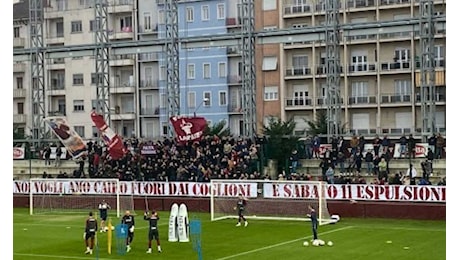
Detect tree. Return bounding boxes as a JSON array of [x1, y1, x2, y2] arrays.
[[203, 120, 231, 138], [306, 110, 328, 136], [262, 117, 299, 174]]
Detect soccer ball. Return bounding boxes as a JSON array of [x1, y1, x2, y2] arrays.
[[327, 241, 333, 246], [233, 207, 237, 210], [303, 241, 309, 246]]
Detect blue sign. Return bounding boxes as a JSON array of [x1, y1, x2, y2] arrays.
[[115, 224, 128, 255]]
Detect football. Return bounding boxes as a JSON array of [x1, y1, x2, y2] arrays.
[[327, 241, 333, 246], [303, 241, 309, 246], [233, 207, 237, 210]]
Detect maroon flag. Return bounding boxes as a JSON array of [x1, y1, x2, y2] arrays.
[[169, 115, 207, 144], [90, 110, 127, 160]]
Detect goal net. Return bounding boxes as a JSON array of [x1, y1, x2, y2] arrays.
[[29, 178, 134, 217], [210, 179, 334, 225]]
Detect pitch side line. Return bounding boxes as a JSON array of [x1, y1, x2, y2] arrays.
[[13, 253, 123, 260], [353, 225, 446, 232], [216, 226, 354, 260]]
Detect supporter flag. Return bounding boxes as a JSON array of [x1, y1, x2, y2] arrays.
[[169, 115, 207, 144], [44, 116, 87, 159], [90, 110, 127, 160]]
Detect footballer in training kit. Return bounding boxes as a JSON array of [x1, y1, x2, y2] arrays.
[[144, 210, 162, 253], [84, 212, 98, 255], [121, 210, 135, 252], [236, 194, 248, 227], [307, 205, 318, 240], [98, 200, 111, 232]]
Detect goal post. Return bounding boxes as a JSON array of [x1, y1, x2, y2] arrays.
[[29, 178, 134, 217], [210, 179, 334, 225]]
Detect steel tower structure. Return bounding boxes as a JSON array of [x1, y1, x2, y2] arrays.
[[240, 0, 257, 138], [94, 0, 111, 123], [28, 0, 46, 142], [165, 0, 180, 129], [419, 0, 436, 142], [325, 0, 341, 142]]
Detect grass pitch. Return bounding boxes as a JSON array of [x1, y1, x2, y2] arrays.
[[13, 208, 445, 260]]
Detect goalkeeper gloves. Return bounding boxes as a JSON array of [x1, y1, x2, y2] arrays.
[[129, 226, 134, 233]]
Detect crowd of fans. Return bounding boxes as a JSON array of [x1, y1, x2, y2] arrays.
[[36, 132, 446, 186]]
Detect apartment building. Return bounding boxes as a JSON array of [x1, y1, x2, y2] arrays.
[[256, 0, 446, 138], [13, 0, 446, 140]]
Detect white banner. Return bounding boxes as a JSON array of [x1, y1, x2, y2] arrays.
[[393, 143, 429, 158], [13, 147, 25, 159], [12, 180, 258, 198], [12, 180, 445, 202]]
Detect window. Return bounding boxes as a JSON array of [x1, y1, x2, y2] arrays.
[[14, 27, 20, 38], [92, 126, 99, 138], [394, 80, 411, 95], [56, 0, 67, 11], [203, 63, 211, 79], [74, 126, 85, 138], [160, 93, 166, 108], [293, 85, 308, 103], [159, 66, 166, 81], [91, 73, 103, 85], [293, 55, 308, 68], [120, 16, 133, 31], [17, 102, 24, 114], [186, 7, 194, 22], [72, 74, 84, 85], [434, 45, 445, 65], [89, 20, 97, 32], [264, 86, 278, 101], [351, 81, 368, 97], [143, 12, 152, 31], [58, 99, 66, 115], [187, 64, 195, 79], [158, 10, 165, 24], [217, 4, 225, 19], [16, 77, 23, 89], [218, 62, 226, 77], [263, 0, 276, 10], [202, 5, 209, 21], [56, 21, 64, 37], [162, 123, 169, 136], [188, 92, 196, 108], [219, 91, 227, 106], [394, 49, 410, 62], [203, 92, 211, 106], [73, 100, 85, 111], [262, 56, 278, 71], [71, 21, 82, 33]]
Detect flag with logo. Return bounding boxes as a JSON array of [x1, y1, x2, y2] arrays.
[[169, 116, 208, 144], [44, 116, 87, 159], [90, 110, 127, 160]]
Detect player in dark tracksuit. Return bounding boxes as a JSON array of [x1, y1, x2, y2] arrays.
[[307, 205, 318, 240], [236, 194, 248, 227], [144, 210, 162, 253], [98, 200, 110, 232], [121, 210, 135, 252], [84, 212, 98, 255]]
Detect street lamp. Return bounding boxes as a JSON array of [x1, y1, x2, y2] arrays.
[[194, 98, 209, 117]]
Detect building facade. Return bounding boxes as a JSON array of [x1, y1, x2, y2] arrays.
[[13, 0, 446, 141]]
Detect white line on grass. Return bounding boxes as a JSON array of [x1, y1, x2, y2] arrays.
[[13, 253, 123, 260], [353, 226, 445, 232], [216, 226, 354, 260]]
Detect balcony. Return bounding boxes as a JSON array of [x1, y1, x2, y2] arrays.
[[381, 94, 411, 104], [316, 98, 344, 106], [344, 34, 377, 43], [46, 34, 65, 45], [345, 0, 376, 9], [285, 98, 313, 107], [415, 59, 445, 69], [13, 114, 27, 124], [228, 105, 243, 114], [140, 107, 160, 116], [227, 46, 241, 56], [108, 0, 134, 13], [379, 0, 411, 8], [380, 61, 410, 73], [140, 79, 159, 89], [226, 18, 240, 28], [227, 75, 242, 85], [138, 52, 159, 62], [48, 58, 66, 70], [381, 128, 412, 136], [13, 38, 25, 48], [283, 4, 312, 16], [111, 111, 136, 120], [44, 8, 65, 19], [109, 54, 135, 66], [316, 65, 344, 75], [13, 89, 26, 98], [379, 31, 412, 41], [350, 128, 377, 136], [109, 27, 134, 40], [348, 96, 377, 105], [13, 63, 26, 72], [414, 70, 445, 87], [348, 63, 377, 74], [285, 67, 312, 78], [415, 92, 446, 103]]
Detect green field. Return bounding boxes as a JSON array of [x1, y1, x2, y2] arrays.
[[13, 208, 446, 260]]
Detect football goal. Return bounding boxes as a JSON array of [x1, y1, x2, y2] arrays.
[[29, 178, 134, 217], [210, 179, 335, 225]]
